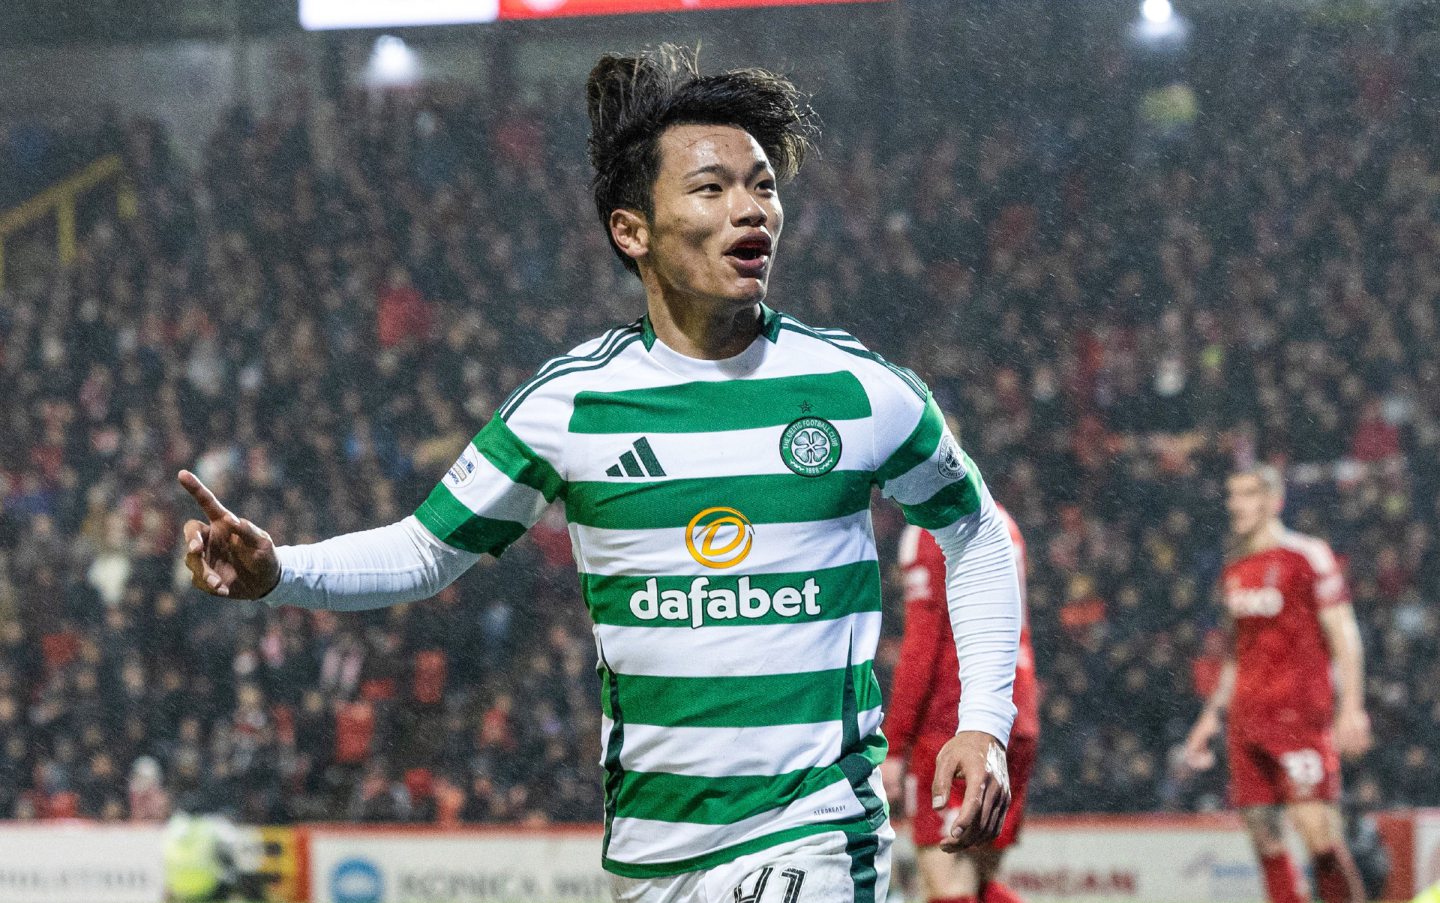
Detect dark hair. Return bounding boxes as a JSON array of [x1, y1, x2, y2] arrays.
[[585, 44, 818, 275]]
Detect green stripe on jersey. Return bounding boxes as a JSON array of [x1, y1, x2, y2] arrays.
[[473, 416, 565, 501], [614, 732, 887, 825], [846, 832, 882, 903], [616, 765, 845, 825], [567, 470, 871, 530], [601, 662, 881, 728], [581, 561, 881, 628], [415, 485, 527, 555], [899, 452, 984, 528], [874, 393, 944, 487], [569, 372, 871, 434], [603, 819, 876, 879]]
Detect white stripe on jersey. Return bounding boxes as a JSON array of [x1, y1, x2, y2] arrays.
[[567, 509, 878, 578], [879, 427, 968, 507], [569, 421, 871, 482], [602, 707, 883, 780], [593, 611, 882, 679]]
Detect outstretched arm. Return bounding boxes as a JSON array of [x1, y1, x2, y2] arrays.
[[179, 470, 479, 609], [180, 409, 562, 610], [267, 516, 480, 611]]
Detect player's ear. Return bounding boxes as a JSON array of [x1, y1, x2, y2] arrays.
[[609, 209, 650, 263]]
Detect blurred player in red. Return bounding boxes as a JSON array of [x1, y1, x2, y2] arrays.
[[884, 504, 1037, 903], [1183, 465, 1372, 903]]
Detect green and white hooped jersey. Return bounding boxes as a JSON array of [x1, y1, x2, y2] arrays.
[[416, 306, 990, 878]]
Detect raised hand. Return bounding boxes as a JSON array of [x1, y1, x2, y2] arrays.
[[932, 730, 1011, 852], [178, 470, 281, 600]]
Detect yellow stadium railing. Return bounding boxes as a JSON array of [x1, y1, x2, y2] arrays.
[[0, 154, 138, 293]]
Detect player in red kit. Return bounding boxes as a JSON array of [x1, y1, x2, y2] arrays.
[[1182, 465, 1372, 903], [883, 505, 1037, 903]]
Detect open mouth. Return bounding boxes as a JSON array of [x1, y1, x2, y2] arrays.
[[724, 234, 773, 275]]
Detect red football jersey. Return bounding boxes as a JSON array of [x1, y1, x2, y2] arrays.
[[887, 506, 1038, 756], [1223, 530, 1350, 738]]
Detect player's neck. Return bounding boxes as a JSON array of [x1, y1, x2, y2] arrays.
[[643, 289, 763, 360], [1238, 519, 1285, 555]]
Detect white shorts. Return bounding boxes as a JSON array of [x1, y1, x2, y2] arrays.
[[609, 827, 893, 903]]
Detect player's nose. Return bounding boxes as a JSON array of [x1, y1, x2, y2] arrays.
[[732, 192, 768, 227]]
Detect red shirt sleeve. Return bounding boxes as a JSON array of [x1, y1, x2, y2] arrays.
[[886, 526, 951, 757]]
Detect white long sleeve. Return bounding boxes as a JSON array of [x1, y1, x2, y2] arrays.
[[264, 516, 480, 611], [930, 486, 1022, 745]]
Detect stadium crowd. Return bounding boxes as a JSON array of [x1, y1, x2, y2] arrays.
[[0, 14, 1437, 826]]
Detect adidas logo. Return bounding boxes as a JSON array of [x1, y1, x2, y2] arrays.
[[606, 437, 666, 478]]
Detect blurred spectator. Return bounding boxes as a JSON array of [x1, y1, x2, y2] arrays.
[[376, 267, 433, 350], [127, 755, 171, 822]]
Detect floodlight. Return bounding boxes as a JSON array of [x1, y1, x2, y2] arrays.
[[367, 35, 421, 88], [1131, 0, 1187, 45], [301, 0, 498, 30], [1141, 0, 1173, 25]]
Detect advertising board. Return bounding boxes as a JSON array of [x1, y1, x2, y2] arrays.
[[308, 827, 609, 903], [0, 823, 165, 903], [296, 810, 1434, 902], [1415, 809, 1440, 891], [999, 816, 1264, 903]]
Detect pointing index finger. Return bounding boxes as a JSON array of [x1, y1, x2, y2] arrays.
[[178, 470, 233, 524]]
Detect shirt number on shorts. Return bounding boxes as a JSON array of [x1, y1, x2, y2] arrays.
[[1280, 749, 1324, 793], [733, 866, 806, 903]]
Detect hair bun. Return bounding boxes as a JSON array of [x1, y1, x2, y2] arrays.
[[586, 46, 700, 169]]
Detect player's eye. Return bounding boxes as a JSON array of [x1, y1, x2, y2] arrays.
[[756, 179, 777, 193], [694, 183, 722, 194]]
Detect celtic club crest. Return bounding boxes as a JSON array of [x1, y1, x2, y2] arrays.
[[938, 433, 967, 481], [780, 417, 842, 477]]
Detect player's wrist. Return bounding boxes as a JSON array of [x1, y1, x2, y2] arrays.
[[952, 728, 1004, 749], [260, 548, 296, 605], [258, 562, 282, 599]]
